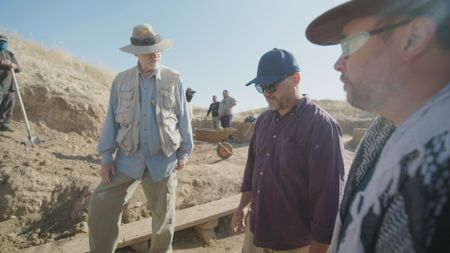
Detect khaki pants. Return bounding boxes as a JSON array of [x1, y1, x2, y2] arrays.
[[88, 171, 177, 253], [242, 215, 310, 253]]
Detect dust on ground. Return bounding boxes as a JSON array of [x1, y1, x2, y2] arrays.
[[0, 119, 354, 253]]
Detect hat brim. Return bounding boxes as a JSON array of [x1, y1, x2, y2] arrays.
[[245, 75, 285, 86], [306, 0, 392, 45], [120, 39, 174, 55]]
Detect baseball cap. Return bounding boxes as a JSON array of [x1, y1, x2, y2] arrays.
[[186, 88, 196, 93], [245, 48, 300, 86]]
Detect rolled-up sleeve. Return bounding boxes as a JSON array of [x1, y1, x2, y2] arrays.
[[307, 116, 345, 243], [10, 53, 21, 73], [175, 77, 194, 159], [97, 79, 119, 164]]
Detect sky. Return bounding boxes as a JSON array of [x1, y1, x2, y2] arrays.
[[1, 0, 347, 112]]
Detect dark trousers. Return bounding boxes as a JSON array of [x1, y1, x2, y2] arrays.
[[0, 92, 15, 124], [220, 114, 233, 128]]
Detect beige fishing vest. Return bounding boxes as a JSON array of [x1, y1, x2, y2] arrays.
[[114, 65, 182, 157]]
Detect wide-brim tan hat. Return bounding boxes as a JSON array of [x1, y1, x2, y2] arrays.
[[306, 0, 448, 45], [120, 24, 173, 55]]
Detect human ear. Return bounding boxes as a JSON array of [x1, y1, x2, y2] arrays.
[[402, 17, 437, 60]]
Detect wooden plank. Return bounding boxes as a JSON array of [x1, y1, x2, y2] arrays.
[[22, 194, 240, 253]]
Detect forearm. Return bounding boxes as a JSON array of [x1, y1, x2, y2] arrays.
[[238, 191, 252, 210], [97, 82, 118, 162]]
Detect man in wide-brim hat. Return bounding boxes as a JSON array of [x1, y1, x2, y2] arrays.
[[306, 0, 450, 252], [88, 24, 193, 253]]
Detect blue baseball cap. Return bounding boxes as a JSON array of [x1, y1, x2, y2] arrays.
[[245, 48, 300, 86]]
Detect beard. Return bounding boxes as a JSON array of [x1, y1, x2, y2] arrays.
[[342, 74, 392, 112], [266, 96, 288, 111]]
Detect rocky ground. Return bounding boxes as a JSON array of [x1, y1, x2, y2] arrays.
[[0, 119, 249, 253], [0, 119, 355, 253]]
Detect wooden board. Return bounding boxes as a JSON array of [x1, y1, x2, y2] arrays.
[[22, 194, 240, 253]]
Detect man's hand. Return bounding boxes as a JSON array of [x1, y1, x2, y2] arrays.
[[0, 60, 11, 68], [230, 206, 249, 234], [0, 60, 18, 70], [176, 158, 187, 171], [100, 163, 116, 184]]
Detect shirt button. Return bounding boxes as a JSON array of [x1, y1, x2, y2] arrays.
[[273, 135, 277, 138], [257, 190, 261, 194], [266, 153, 270, 157], [259, 172, 263, 175]]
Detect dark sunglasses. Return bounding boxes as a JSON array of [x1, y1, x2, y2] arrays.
[[254, 75, 289, 94]]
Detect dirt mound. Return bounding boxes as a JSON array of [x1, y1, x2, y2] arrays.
[[8, 34, 113, 136]]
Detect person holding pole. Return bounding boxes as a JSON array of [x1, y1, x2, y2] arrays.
[[0, 34, 21, 132]]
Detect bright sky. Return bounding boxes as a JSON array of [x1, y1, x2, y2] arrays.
[[1, 0, 347, 112]]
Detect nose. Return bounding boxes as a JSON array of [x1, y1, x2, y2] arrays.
[[148, 53, 159, 59], [263, 90, 271, 97], [334, 55, 346, 73]]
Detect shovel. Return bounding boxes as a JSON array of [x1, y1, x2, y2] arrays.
[[10, 69, 40, 145]]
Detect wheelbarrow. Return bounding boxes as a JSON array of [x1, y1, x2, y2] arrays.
[[194, 128, 235, 159]]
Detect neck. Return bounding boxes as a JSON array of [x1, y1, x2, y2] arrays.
[[277, 98, 299, 116], [140, 67, 155, 79], [378, 56, 450, 126]]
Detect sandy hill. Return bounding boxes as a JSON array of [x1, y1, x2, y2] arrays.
[[7, 33, 114, 136], [0, 33, 368, 252]]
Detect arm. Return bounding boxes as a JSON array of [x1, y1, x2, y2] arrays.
[[10, 52, 21, 73], [307, 116, 345, 248], [206, 104, 212, 117], [0, 52, 21, 72], [175, 77, 194, 168], [231, 191, 251, 233], [231, 122, 258, 232], [227, 97, 237, 114], [96, 79, 119, 182]]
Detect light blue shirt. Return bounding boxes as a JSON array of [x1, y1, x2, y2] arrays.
[[97, 66, 193, 182]]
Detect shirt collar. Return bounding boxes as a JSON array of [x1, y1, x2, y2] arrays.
[[137, 64, 161, 80], [274, 94, 309, 119]]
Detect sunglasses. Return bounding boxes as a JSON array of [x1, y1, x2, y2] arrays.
[[255, 75, 289, 94], [340, 19, 410, 58]]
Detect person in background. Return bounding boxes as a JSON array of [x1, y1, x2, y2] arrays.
[[185, 87, 196, 121], [218, 89, 236, 128], [306, 0, 450, 252], [0, 34, 21, 132], [206, 95, 220, 129], [88, 24, 193, 253], [231, 48, 344, 253]]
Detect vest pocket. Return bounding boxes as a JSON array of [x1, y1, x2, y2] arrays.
[[160, 87, 176, 109], [115, 110, 131, 126], [119, 88, 134, 109], [114, 110, 134, 153], [163, 115, 181, 146]]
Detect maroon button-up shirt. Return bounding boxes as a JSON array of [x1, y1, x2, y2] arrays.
[[241, 96, 344, 250]]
